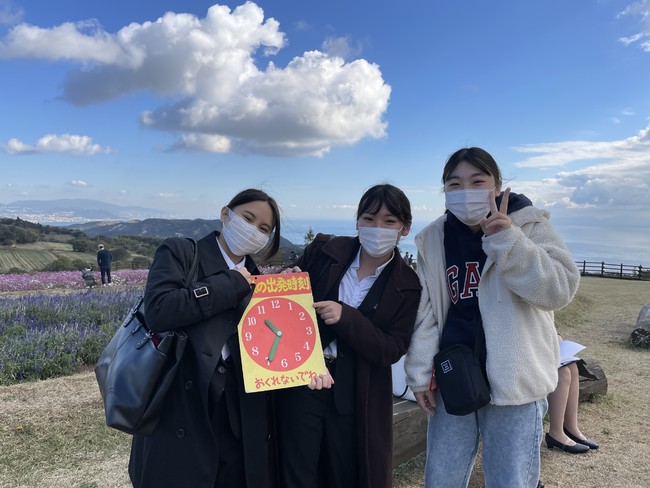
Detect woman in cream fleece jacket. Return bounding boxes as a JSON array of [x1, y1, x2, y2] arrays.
[[404, 147, 580, 488]]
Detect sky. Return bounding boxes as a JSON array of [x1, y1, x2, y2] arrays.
[[1, 0, 650, 265]]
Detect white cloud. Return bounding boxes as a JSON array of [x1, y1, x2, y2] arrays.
[[158, 193, 178, 199], [512, 123, 650, 169], [618, 1, 650, 51], [170, 134, 231, 153], [0, 0, 23, 25], [3, 134, 111, 155], [69, 180, 88, 187], [321, 36, 362, 60], [511, 123, 650, 208], [0, 2, 390, 157]]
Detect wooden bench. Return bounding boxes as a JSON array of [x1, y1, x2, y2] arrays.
[[392, 397, 427, 466], [391, 357, 607, 467]]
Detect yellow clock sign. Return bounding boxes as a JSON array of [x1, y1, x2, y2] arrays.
[[238, 272, 327, 393]]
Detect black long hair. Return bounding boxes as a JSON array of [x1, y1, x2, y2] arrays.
[[227, 188, 281, 259]]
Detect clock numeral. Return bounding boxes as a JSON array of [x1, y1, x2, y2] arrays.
[[244, 331, 252, 342], [305, 326, 313, 335], [257, 305, 266, 314], [271, 299, 280, 309], [247, 316, 257, 326], [281, 358, 288, 368], [299, 312, 306, 321], [303, 341, 310, 351], [251, 346, 260, 356], [294, 352, 302, 362], [287, 302, 293, 311]]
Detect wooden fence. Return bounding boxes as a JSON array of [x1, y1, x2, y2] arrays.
[[576, 261, 650, 280]]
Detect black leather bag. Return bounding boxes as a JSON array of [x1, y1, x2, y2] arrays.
[[95, 239, 198, 435], [433, 330, 490, 416]]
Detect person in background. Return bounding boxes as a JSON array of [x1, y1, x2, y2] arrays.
[[277, 183, 421, 488], [405, 147, 580, 488], [545, 334, 599, 454], [128, 188, 282, 488], [96, 244, 113, 286]]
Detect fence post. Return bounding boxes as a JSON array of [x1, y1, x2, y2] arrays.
[[620, 263, 623, 278], [640, 265, 644, 279], [582, 260, 586, 274], [601, 261, 605, 277]]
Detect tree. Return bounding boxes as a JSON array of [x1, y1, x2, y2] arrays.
[[304, 227, 315, 245]]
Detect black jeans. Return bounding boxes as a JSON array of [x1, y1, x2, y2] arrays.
[[100, 267, 111, 284]]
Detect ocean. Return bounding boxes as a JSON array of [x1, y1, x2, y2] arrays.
[[282, 219, 650, 269]]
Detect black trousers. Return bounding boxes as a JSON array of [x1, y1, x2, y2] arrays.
[[100, 266, 111, 284], [276, 373, 357, 488], [210, 360, 245, 488]]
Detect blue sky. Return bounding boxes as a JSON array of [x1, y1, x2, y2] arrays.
[[1, 0, 650, 264]]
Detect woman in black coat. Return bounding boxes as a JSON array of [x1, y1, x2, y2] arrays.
[[128, 188, 281, 488], [276, 184, 422, 488]]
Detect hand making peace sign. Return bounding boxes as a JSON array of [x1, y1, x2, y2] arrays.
[[480, 187, 512, 236]]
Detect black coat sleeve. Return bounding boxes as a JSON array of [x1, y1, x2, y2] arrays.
[[143, 238, 252, 332]]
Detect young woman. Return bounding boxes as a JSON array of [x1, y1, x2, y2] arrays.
[[276, 184, 422, 488], [405, 148, 580, 488], [128, 188, 281, 488]]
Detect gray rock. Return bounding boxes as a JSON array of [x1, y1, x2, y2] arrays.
[[636, 303, 650, 328], [577, 358, 608, 401], [630, 303, 650, 348], [631, 327, 650, 348]]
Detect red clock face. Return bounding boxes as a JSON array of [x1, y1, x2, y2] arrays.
[[241, 297, 317, 372]]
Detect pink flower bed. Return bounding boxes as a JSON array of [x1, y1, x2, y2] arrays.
[[0, 269, 149, 292]]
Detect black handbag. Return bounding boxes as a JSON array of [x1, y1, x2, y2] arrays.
[[95, 238, 198, 435], [433, 328, 490, 416]]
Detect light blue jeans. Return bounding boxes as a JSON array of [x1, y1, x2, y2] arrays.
[[424, 391, 547, 488]]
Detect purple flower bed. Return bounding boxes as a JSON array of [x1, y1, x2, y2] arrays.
[[0, 269, 149, 292], [0, 288, 142, 384]]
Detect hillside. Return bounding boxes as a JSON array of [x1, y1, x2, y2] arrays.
[[0, 199, 168, 222], [0, 217, 301, 273], [66, 218, 298, 248]]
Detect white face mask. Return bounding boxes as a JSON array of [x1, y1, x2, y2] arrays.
[[445, 188, 493, 226], [358, 226, 401, 258], [222, 209, 270, 256]]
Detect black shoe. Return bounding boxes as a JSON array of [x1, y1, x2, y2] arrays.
[[545, 433, 589, 453], [537, 481, 545, 488], [564, 428, 599, 449]]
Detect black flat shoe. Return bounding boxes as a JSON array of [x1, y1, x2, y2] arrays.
[[564, 428, 599, 449], [545, 433, 589, 454]]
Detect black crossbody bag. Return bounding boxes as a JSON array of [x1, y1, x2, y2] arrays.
[[433, 328, 490, 416]]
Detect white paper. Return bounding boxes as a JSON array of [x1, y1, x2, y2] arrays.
[[559, 340, 585, 367]]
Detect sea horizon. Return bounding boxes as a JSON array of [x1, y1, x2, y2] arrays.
[[39, 217, 650, 269], [283, 218, 650, 269]]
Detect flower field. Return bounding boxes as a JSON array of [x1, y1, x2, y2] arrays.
[[0, 288, 143, 385], [0, 269, 149, 292], [0, 265, 287, 386]]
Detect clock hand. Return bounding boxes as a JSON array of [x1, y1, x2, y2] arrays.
[[267, 335, 282, 363], [265, 319, 281, 335]]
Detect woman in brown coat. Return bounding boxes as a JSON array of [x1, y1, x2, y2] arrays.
[[276, 184, 422, 488]]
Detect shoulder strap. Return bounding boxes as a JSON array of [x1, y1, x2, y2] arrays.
[[357, 258, 393, 317], [185, 238, 199, 283]]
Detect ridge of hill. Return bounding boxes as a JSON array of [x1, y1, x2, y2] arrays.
[[66, 218, 298, 248], [0, 198, 169, 222]]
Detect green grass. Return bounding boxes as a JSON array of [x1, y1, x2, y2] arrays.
[[0, 242, 97, 272]]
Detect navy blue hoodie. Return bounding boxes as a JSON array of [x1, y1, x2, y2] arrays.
[[439, 192, 533, 354]]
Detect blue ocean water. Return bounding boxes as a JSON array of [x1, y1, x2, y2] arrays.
[[282, 219, 650, 268]]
